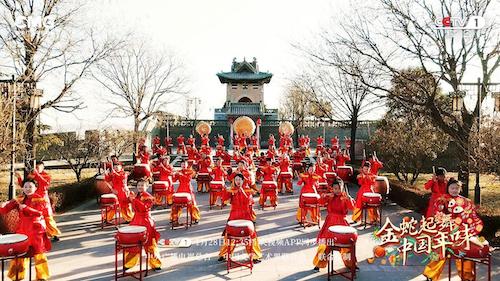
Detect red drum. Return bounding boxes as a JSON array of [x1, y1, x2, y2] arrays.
[[116, 226, 147, 245], [279, 171, 293, 179], [172, 193, 192, 204], [100, 194, 118, 205], [325, 172, 337, 180], [152, 181, 170, 192], [0, 234, 29, 257], [133, 164, 150, 179], [95, 175, 110, 195], [197, 173, 211, 182], [152, 171, 160, 181], [301, 193, 320, 205], [337, 166, 353, 182], [362, 192, 382, 205], [209, 181, 225, 191], [327, 225, 358, 246], [375, 176, 390, 195], [262, 181, 277, 191], [226, 220, 255, 237], [453, 241, 490, 258]]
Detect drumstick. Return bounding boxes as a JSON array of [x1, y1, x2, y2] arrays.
[[432, 166, 435, 175], [363, 149, 366, 159]]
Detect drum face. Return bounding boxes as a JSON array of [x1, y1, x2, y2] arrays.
[[327, 226, 358, 245], [0, 234, 29, 257], [116, 226, 147, 244], [226, 220, 254, 237]]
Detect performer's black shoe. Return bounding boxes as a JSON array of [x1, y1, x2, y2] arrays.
[[252, 259, 262, 264], [193, 220, 199, 224], [52, 236, 60, 242], [153, 267, 162, 272], [313, 267, 320, 272], [218, 256, 226, 262]]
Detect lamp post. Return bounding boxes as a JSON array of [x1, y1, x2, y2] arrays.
[[451, 79, 500, 205]]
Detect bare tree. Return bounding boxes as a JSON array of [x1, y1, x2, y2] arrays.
[[302, 0, 500, 197], [0, 0, 121, 168], [94, 43, 187, 160]]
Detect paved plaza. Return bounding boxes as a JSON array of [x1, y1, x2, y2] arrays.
[[43, 181, 499, 281]]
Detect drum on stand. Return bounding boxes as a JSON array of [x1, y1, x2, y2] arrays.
[[100, 194, 118, 205], [336, 166, 353, 182], [116, 226, 147, 245], [262, 181, 277, 191], [226, 220, 255, 237], [327, 225, 358, 247], [301, 193, 320, 205], [375, 176, 390, 195], [362, 192, 382, 205], [172, 193, 192, 204]]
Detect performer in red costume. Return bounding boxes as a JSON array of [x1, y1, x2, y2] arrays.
[[352, 162, 377, 223], [171, 161, 201, 225], [177, 134, 186, 154], [217, 174, 262, 262], [0, 180, 52, 281], [124, 181, 162, 271], [312, 179, 356, 271]]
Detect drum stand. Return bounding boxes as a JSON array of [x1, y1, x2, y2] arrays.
[[101, 203, 121, 230], [115, 240, 149, 281], [300, 203, 321, 229], [171, 201, 193, 230], [226, 235, 254, 273], [277, 177, 292, 194], [209, 187, 225, 210], [327, 242, 357, 281], [447, 252, 492, 281], [152, 189, 171, 208], [260, 187, 277, 210], [1, 253, 32, 281], [361, 202, 382, 229]]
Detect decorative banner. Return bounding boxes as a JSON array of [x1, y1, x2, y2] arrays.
[[195, 121, 212, 135], [279, 121, 294, 136], [371, 214, 489, 266], [233, 116, 256, 136]]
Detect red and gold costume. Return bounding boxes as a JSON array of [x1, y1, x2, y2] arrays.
[[152, 136, 161, 155], [0, 194, 51, 280], [423, 194, 485, 281], [258, 163, 278, 207], [268, 135, 276, 150], [351, 171, 377, 223], [171, 168, 201, 223], [187, 136, 196, 147], [105, 170, 134, 222], [250, 135, 259, 154], [313, 192, 356, 269], [424, 178, 448, 218], [336, 152, 350, 167], [124, 191, 162, 270], [152, 162, 174, 205], [26, 170, 61, 238], [330, 136, 339, 152], [209, 164, 227, 206], [165, 136, 173, 154], [277, 157, 293, 193], [177, 135, 186, 154], [296, 172, 321, 223], [197, 156, 212, 192], [218, 186, 262, 259]]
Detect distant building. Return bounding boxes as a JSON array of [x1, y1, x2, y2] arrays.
[[214, 57, 278, 121]]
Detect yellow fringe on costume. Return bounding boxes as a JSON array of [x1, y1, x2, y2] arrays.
[[170, 204, 201, 222], [45, 216, 61, 237], [124, 238, 162, 269], [218, 235, 262, 260], [8, 254, 49, 281], [313, 244, 354, 269], [423, 258, 474, 281]]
